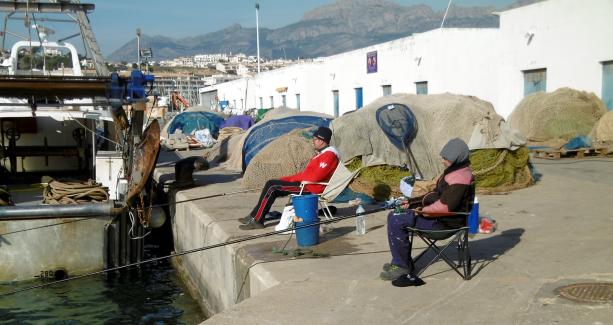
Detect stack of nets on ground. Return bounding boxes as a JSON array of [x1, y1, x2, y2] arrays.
[[242, 128, 316, 189], [590, 110, 613, 144], [161, 108, 225, 140], [470, 147, 533, 194], [346, 148, 533, 199], [43, 179, 108, 204], [332, 93, 531, 198], [508, 88, 607, 147], [220, 107, 333, 173], [346, 157, 410, 201], [202, 127, 245, 165]]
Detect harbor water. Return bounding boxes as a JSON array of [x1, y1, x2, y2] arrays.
[[0, 246, 205, 324]]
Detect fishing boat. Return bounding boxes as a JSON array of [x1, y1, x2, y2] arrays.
[[0, 1, 161, 283]]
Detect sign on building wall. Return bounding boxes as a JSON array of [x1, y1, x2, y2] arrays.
[[367, 51, 378, 74]]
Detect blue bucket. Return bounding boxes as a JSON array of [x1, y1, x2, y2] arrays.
[[292, 194, 319, 246]]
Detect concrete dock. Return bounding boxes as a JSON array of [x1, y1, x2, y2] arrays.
[[154, 151, 613, 324]]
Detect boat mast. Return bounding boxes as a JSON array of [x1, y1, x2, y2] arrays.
[[71, 0, 109, 76], [0, 0, 109, 76]]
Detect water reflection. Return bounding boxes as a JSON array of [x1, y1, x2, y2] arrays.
[[0, 251, 204, 324]]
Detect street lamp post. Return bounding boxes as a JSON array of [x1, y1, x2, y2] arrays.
[[136, 28, 141, 68], [255, 3, 260, 74]]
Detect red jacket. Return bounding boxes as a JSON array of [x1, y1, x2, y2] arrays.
[[280, 147, 340, 194]]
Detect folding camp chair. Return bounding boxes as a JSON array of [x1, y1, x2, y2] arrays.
[[405, 188, 475, 280], [407, 222, 472, 280], [297, 163, 362, 220]]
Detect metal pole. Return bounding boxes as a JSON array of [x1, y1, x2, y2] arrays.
[[440, 0, 453, 29], [136, 28, 141, 68], [91, 119, 96, 179], [0, 202, 118, 220], [255, 3, 260, 75]]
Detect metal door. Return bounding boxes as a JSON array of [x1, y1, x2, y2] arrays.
[[523, 68, 546, 96], [382, 85, 392, 96], [333, 90, 339, 117], [355, 88, 363, 109], [603, 61, 613, 110], [416, 81, 428, 95]]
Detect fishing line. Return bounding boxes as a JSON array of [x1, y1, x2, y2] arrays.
[[66, 111, 123, 148], [149, 188, 261, 209], [0, 217, 97, 236], [0, 206, 389, 297], [531, 158, 613, 165]]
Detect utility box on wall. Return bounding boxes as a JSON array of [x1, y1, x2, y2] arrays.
[[95, 151, 124, 200]]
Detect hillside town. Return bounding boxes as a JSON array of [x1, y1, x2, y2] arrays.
[[102, 53, 302, 111]]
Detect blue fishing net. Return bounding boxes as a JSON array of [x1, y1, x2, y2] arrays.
[[167, 112, 225, 138], [375, 103, 418, 150], [242, 116, 332, 170]]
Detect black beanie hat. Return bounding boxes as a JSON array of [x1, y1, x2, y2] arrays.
[[313, 126, 332, 143]]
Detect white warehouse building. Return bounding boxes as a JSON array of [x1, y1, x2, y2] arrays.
[[199, 0, 613, 118]]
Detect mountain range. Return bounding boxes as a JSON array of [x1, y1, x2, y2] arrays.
[[107, 0, 542, 62]]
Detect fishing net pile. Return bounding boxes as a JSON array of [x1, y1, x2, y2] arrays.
[[43, 179, 109, 204], [590, 110, 613, 143], [333, 93, 530, 198], [161, 108, 225, 139], [470, 147, 533, 194], [223, 107, 332, 174], [201, 127, 245, 165], [332, 93, 509, 179], [346, 157, 409, 201], [507, 88, 607, 144], [242, 128, 316, 189]]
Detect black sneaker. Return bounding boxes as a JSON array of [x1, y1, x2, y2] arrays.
[[379, 265, 409, 281], [392, 274, 425, 287], [238, 215, 252, 224], [239, 219, 265, 230], [382, 263, 393, 272]]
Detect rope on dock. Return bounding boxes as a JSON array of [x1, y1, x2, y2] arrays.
[[42, 179, 109, 204]]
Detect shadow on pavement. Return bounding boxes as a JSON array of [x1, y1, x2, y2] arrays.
[[417, 228, 525, 279], [468, 228, 525, 277]]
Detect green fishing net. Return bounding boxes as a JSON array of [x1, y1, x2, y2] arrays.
[[347, 157, 410, 201], [470, 147, 532, 191]]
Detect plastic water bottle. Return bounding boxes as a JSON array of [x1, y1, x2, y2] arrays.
[[356, 204, 366, 235]]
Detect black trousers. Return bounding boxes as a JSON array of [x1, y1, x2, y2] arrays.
[[249, 179, 305, 223]]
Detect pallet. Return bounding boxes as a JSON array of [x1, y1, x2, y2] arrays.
[[532, 147, 608, 160]]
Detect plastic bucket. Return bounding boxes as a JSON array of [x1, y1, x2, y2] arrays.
[[292, 194, 319, 246]]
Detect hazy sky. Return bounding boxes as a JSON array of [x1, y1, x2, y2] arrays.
[[88, 0, 517, 56]]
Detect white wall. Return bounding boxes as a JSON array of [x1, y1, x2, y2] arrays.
[[497, 0, 613, 117], [201, 0, 613, 119], [321, 28, 500, 116]]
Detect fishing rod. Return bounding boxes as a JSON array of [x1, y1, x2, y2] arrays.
[[0, 205, 389, 297], [150, 188, 261, 209], [0, 188, 262, 237], [1, 202, 473, 297]]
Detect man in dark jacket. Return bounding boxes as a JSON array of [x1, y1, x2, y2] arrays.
[[380, 138, 475, 286]]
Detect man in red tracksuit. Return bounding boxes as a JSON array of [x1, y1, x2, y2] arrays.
[[239, 126, 339, 230]]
